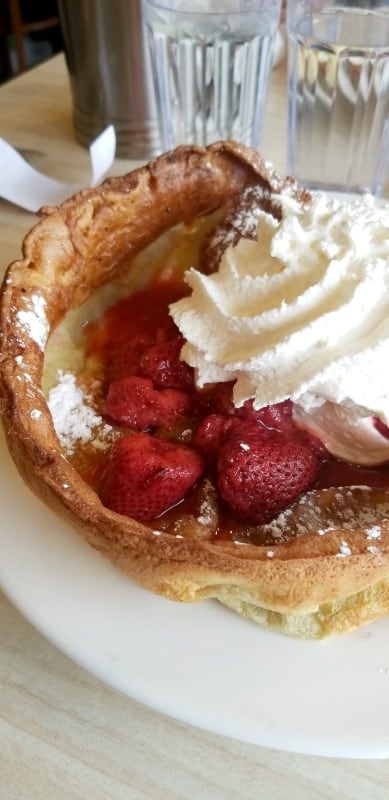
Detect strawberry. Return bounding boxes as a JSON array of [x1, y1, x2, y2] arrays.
[[103, 376, 191, 430], [100, 433, 204, 521], [211, 381, 294, 431], [108, 333, 155, 383], [374, 415, 389, 440], [298, 429, 329, 459], [249, 399, 294, 431], [209, 381, 237, 415], [193, 413, 228, 458], [140, 335, 194, 390], [217, 426, 320, 523]]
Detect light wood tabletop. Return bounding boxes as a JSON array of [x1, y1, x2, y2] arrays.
[[1, 52, 389, 800]]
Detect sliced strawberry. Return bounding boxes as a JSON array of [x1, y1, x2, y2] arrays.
[[103, 376, 191, 430], [217, 426, 320, 523], [100, 433, 204, 521], [140, 335, 194, 390]]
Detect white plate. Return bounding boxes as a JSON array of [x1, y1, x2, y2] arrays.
[[1, 426, 389, 760]]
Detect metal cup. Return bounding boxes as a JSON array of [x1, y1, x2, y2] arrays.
[[58, 0, 160, 159]]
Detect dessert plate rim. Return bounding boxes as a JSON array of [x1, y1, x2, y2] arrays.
[[1, 424, 389, 760]]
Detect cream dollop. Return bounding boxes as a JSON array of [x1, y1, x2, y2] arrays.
[[170, 193, 389, 465]]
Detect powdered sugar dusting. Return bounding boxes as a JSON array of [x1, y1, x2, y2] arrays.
[[16, 294, 49, 349], [253, 487, 389, 544], [47, 370, 113, 455], [367, 525, 382, 540], [367, 545, 382, 556], [337, 541, 352, 557]]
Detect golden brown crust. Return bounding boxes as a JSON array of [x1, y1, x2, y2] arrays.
[[1, 140, 389, 639]]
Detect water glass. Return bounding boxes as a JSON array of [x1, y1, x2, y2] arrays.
[[287, 0, 389, 196], [142, 0, 282, 151]]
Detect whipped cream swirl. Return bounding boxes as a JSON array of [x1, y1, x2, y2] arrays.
[[170, 193, 389, 465]]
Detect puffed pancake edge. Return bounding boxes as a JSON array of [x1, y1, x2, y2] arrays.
[[1, 140, 389, 639]]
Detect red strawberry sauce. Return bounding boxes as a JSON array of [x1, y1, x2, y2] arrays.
[[81, 275, 389, 538], [84, 279, 184, 365]]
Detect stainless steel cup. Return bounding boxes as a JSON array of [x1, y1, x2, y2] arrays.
[[58, 0, 160, 159]]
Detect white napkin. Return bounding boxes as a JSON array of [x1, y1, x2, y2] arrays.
[[0, 125, 116, 213]]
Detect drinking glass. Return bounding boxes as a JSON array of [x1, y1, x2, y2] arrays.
[[142, 0, 282, 150], [287, 0, 389, 195]]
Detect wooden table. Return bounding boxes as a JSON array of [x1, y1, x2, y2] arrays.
[[1, 53, 389, 800]]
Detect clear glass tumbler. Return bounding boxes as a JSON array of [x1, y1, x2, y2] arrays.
[[142, 0, 282, 150], [287, 0, 389, 195]]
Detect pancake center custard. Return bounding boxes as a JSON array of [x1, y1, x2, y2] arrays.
[[45, 192, 389, 547]]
